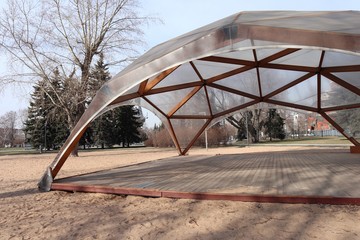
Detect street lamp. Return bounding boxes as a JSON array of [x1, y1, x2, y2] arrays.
[[44, 119, 48, 152]]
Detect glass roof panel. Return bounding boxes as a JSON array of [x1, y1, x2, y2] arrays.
[[326, 109, 360, 138], [323, 51, 360, 67], [170, 118, 207, 149], [254, 48, 284, 61], [332, 72, 360, 88], [154, 63, 201, 89], [321, 76, 360, 108], [146, 87, 195, 114], [193, 60, 242, 80], [174, 88, 210, 116], [269, 76, 318, 107], [271, 49, 322, 67], [260, 68, 309, 96], [216, 68, 260, 96], [207, 87, 253, 114], [117, 97, 168, 126]]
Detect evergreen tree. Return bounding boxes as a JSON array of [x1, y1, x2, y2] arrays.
[[24, 70, 68, 150], [87, 53, 114, 148], [263, 109, 286, 141], [113, 106, 144, 147]]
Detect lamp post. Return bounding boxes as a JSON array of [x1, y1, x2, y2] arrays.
[[44, 119, 47, 152]]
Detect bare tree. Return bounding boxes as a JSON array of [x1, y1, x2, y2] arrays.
[[0, 0, 153, 155], [0, 111, 17, 147]]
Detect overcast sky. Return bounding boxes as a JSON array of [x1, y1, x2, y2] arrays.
[[0, 0, 359, 126]]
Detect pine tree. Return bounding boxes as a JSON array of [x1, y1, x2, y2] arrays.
[[113, 106, 144, 147], [24, 70, 68, 150], [88, 53, 114, 148], [263, 109, 286, 141]]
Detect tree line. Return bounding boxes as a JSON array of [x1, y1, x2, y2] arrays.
[[144, 109, 286, 149]]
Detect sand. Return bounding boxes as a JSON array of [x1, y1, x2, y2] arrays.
[[1, 146, 360, 240]]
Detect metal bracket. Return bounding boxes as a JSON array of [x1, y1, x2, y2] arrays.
[[38, 167, 53, 192]]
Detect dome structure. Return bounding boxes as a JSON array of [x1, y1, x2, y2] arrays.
[[39, 11, 360, 191]]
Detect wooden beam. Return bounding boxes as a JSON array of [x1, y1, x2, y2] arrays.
[[322, 65, 360, 73], [255, 67, 263, 99], [317, 74, 321, 111], [204, 86, 214, 117], [199, 56, 255, 66], [253, 50, 263, 98], [317, 51, 326, 112], [170, 115, 212, 119], [260, 63, 317, 72], [138, 79, 148, 95], [258, 48, 300, 64], [144, 65, 180, 92], [190, 61, 205, 82], [318, 50, 326, 69], [146, 81, 203, 95], [166, 118, 183, 155]]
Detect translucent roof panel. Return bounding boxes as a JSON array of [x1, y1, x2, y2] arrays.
[[239, 11, 360, 33], [321, 76, 360, 108], [254, 48, 283, 61], [271, 49, 323, 67], [146, 87, 195, 115], [207, 87, 253, 114], [269, 76, 318, 107], [214, 49, 255, 61], [216, 68, 260, 96], [332, 72, 360, 88], [193, 60, 242, 80], [173, 88, 210, 116], [260, 68, 310, 96], [153, 63, 201, 89], [327, 109, 360, 138], [323, 51, 360, 67]]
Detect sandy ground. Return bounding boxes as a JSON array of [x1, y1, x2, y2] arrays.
[[1, 146, 360, 240]]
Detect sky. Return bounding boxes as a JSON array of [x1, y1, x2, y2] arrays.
[[0, 0, 359, 127]]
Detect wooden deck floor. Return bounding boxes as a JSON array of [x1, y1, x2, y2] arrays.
[[52, 148, 360, 204]]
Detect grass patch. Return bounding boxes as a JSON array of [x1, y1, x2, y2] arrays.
[[0, 145, 150, 156], [0, 148, 39, 156], [238, 136, 351, 145]]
